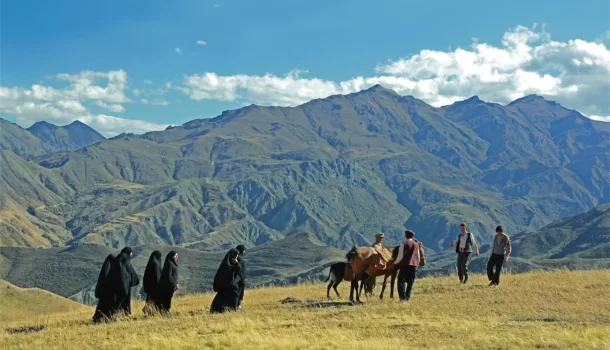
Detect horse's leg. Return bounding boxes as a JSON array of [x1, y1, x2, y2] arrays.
[[327, 280, 333, 299], [380, 273, 389, 300], [333, 281, 341, 298], [349, 279, 357, 302], [390, 270, 398, 299], [356, 275, 364, 303]]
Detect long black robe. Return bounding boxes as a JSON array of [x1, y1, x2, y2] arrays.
[[108, 248, 139, 316], [157, 251, 179, 313], [92, 254, 115, 323], [210, 248, 241, 313], [142, 250, 162, 314], [235, 245, 247, 306]]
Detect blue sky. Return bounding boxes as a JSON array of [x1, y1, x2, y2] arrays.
[[1, 0, 609, 136]]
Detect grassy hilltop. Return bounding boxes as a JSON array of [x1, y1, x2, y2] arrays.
[[1, 270, 609, 349]]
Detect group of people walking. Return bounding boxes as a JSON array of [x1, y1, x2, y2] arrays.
[[92, 225, 510, 322], [369, 223, 512, 301], [92, 244, 247, 323]]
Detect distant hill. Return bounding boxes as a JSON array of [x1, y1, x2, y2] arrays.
[[511, 203, 610, 260], [27, 120, 105, 151], [0, 119, 55, 158], [0, 86, 607, 253], [0, 118, 105, 158], [0, 232, 345, 305], [0, 279, 89, 323]]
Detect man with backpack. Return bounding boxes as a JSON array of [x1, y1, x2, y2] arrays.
[[450, 223, 479, 284]]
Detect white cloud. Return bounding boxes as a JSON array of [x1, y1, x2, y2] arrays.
[[55, 70, 131, 103], [144, 80, 153, 85], [95, 101, 126, 113], [77, 114, 169, 136], [175, 47, 183, 55], [178, 25, 610, 120], [196, 40, 207, 46], [140, 98, 170, 106], [0, 70, 167, 136]]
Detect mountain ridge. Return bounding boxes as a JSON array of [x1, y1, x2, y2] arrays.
[[0, 118, 106, 158], [0, 86, 607, 253]]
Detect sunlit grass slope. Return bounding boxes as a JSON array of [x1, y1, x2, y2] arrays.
[[0, 280, 89, 323], [1, 270, 609, 349]]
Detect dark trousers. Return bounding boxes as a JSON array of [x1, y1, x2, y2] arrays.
[[487, 254, 505, 284], [397, 266, 417, 301], [457, 252, 471, 282]]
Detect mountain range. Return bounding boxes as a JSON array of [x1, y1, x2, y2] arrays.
[[0, 119, 105, 158], [0, 85, 607, 254]]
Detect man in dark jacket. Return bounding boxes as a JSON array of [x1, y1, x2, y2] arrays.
[[450, 223, 479, 284], [393, 230, 421, 301]]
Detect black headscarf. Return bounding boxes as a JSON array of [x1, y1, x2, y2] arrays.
[[143, 250, 163, 295], [108, 248, 139, 298], [213, 248, 240, 292], [235, 245, 246, 281], [94, 254, 115, 299], [160, 251, 179, 292]]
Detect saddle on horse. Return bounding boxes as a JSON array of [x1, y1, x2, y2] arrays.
[[370, 247, 393, 275]]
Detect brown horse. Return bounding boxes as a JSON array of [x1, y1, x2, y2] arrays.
[[345, 246, 396, 302]]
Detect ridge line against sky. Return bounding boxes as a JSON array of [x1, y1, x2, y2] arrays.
[[1, 1, 609, 137]]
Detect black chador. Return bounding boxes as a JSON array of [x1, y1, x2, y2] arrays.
[[210, 248, 242, 313], [108, 247, 139, 316], [157, 251, 179, 314], [92, 254, 115, 323], [142, 250, 162, 315], [235, 245, 247, 307]]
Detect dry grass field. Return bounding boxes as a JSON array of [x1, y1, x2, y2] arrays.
[[1, 270, 609, 349]]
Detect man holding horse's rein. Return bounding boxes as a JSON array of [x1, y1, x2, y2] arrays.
[[393, 230, 421, 301]]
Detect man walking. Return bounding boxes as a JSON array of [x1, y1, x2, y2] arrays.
[[487, 226, 511, 287], [393, 230, 420, 301], [450, 223, 479, 284]]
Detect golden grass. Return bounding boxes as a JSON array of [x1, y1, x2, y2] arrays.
[[1, 270, 609, 349], [0, 280, 89, 323]]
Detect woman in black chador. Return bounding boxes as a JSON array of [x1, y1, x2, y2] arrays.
[[235, 244, 247, 308], [108, 247, 140, 317], [142, 250, 163, 315], [92, 254, 115, 323], [157, 251, 179, 314], [210, 248, 242, 313]]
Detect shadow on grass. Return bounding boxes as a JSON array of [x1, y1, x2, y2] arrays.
[[5, 325, 46, 334], [280, 297, 361, 308]]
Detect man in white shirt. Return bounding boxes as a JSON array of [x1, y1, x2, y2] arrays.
[[450, 223, 479, 284]]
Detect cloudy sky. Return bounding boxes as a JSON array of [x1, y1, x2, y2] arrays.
[[1, 0, 609, 136]]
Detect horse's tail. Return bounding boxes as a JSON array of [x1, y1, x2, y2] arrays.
[[345, 246, 357, 262], [324, 267, 331, 282]]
